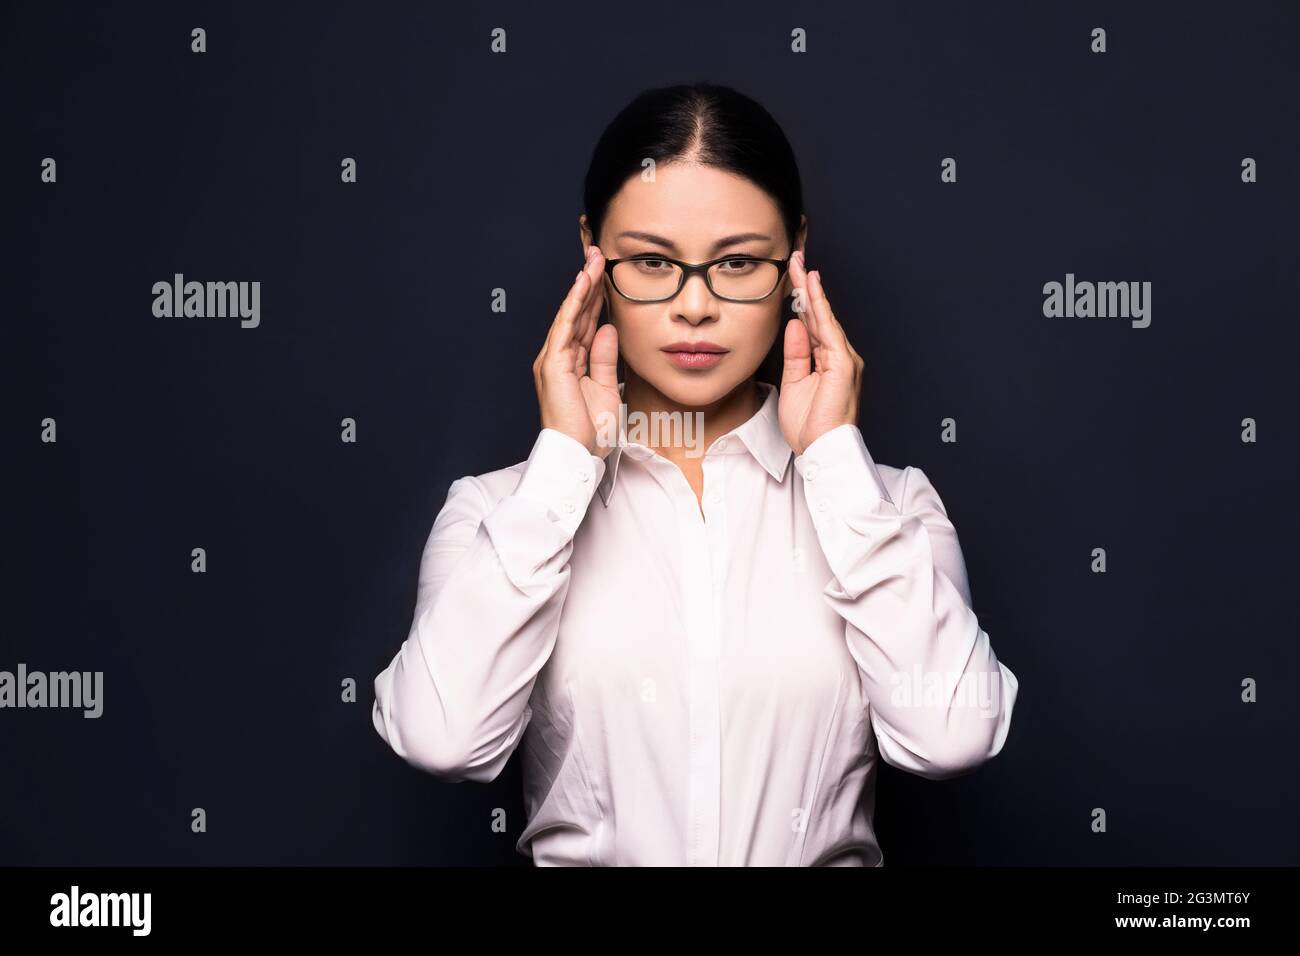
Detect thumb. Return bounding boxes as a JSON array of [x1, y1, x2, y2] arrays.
[[782, 317, 812, 388], [587, 322, 620, 390]]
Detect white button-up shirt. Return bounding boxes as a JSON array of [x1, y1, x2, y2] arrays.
[[372, 381, 1017, 866]]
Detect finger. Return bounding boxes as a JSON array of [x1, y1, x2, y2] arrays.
[[803, 268, 834, 346], [787, 250, 809, 317], [576, 247, 606, 348], [586, 322, 619, 390], [542, 267, 592, 362], [806, 271, 862, 385], [788, 249, 809, 292], [806, 270, 853, 367], [781, 316, 813, 387], [569, 250, 604, 346], [788, 253, 825, 349], [806, 270, 848, 343]]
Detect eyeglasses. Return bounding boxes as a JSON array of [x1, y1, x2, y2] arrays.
[[603, 254, 790, 303]]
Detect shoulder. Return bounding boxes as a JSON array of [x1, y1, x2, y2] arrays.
[[872, 461, 909, 508], [416, 459, 530, 564], [440, 458, 528, 519], [896, 464, 950, 517], [441, 428, 604, 522], [801, 424, 947, 516], [864, 454, 951, 521]]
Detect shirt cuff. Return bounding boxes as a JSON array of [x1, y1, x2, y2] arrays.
[[793, 424, 898, 528], [511, 428, 607, 537], [792, 425, 904, 593]]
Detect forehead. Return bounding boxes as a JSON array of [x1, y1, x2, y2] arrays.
[[602, 162, 783, 244]]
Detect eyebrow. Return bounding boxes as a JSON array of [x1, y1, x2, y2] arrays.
[[614, 231, 773, 254]]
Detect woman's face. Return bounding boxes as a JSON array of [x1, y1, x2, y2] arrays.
[[582, 162, 806, 408]]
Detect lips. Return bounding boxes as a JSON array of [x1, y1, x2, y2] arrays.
[[662, 341, 728, 353], [661, 342, 729, 370]]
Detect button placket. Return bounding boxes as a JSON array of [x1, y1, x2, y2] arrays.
[[706, 452, 730, 588], [680, 459, 721, 867]]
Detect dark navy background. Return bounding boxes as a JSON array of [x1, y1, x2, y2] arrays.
[[5, 1, 1298, 865]]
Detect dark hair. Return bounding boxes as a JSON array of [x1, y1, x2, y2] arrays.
[[582, 83, 804, 389]]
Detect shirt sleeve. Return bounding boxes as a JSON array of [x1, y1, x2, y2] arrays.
[[793, 424, 1018, 781], [371, 428, 606, 783]]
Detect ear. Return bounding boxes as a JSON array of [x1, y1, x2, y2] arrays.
[[783, 214, 809, 297], [578, 213, 594, 256]]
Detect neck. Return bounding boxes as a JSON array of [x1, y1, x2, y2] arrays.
[[620, 371, 763, 466]]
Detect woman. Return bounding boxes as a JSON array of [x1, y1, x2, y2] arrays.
[[372, 83, 1018, 866]]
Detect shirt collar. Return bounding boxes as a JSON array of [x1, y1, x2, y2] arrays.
[[596, 380, 792, 507]]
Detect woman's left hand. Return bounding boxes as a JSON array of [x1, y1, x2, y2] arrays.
[[778, 251, 865, 456]]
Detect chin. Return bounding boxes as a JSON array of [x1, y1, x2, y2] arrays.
[[640, 361, 756, 409]]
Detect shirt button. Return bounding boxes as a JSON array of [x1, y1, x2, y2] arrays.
[[817, 498, 829, 513], [709, 490, 722, 504], [561, 499, 575, 514], [576, 469, 590, 483], [715, 437, 729, 452], [805, 464, 820, 481]]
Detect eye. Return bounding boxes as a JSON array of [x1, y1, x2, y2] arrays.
[[632, 257, 673, 273], [716, 257, 759, 273]]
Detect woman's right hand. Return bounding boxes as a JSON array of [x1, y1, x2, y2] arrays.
[[533, 245, 621, 458]]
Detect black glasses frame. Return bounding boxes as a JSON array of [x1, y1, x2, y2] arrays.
[[602, 253, 790, 303]]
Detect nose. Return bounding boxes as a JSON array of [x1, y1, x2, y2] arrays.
[[674, 269, 718, 325]]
